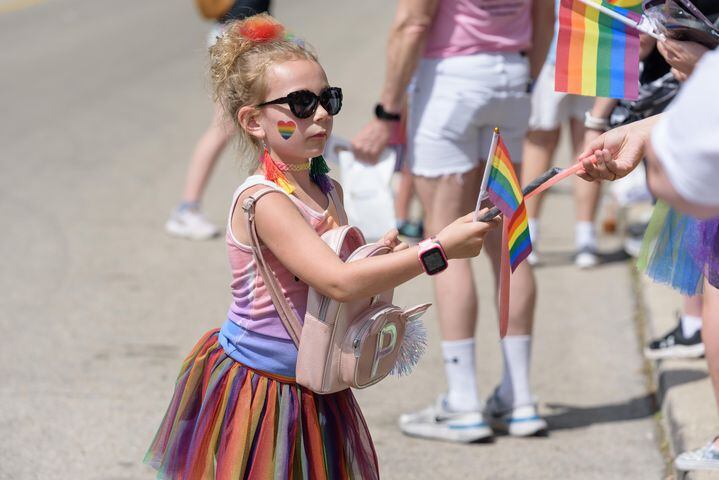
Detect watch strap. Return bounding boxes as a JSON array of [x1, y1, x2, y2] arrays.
[[374, 103, 401, 121]]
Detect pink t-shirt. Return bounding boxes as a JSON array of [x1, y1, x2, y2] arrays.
[[424, 0, 532, 58]]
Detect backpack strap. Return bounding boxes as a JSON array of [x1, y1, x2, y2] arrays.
[[242, 188, 304, 347], [328, 184, 349, 226]]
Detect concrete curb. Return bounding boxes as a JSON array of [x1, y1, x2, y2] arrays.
[[636, 272, 717, 480]]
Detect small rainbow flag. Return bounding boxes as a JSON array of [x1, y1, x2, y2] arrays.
[[486, 136, 532, 272], [555, 0, 642, 99]]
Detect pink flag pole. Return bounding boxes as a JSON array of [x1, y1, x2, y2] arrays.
[[525, 162, 585, 201], [499, 220, 511, 339]]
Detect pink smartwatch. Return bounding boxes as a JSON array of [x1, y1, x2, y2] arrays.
[[417, 237, 448, 275]]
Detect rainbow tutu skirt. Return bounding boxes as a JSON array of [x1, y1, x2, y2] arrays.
[[637, 201, 704, 295], [145, 329, 379, 480], [693, 217, 719, 289]]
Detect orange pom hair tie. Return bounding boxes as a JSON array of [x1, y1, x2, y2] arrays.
[[238, 16, 285, 43]]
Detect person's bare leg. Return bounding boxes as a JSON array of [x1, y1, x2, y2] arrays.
[[571, 118, 602, 268], [685, 294, 703, 317], [413, 167, 483, 414], [480, 160, 542, 432], [702, 281, 719, 448], [414, 167, 482, 340], [181, 103, 236, 204], [522, 129, 560, 265], [571, 118, 600, 225], [395, 162, 414, 222], [522, 128, 560, 221]]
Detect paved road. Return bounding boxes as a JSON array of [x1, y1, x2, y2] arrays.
[[1, 1, 666, 478]]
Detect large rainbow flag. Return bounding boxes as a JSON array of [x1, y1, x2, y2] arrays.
[[555, 0, 642, 99], [486, 136, 532, 272]]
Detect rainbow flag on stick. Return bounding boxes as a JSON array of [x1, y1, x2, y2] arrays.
[[555, 0, 642, 99], [486, 134, 532, 272]]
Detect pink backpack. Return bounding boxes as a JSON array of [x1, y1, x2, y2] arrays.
[[243, 188, 430, 394]]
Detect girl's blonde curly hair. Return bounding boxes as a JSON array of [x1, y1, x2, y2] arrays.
[[209, 14, 317, 158]]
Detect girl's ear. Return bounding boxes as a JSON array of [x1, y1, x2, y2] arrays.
[[238, 106, 265, 141]]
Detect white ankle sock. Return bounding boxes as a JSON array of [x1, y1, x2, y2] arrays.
[[441, 338, 480, 412], [681, 314, 702, 338], [575, 221, 596, 249], [497, 335, 533, 408], [528, 218, 540, 246]]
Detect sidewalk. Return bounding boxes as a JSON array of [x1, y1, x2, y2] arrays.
[[640, 276, 718, 480]]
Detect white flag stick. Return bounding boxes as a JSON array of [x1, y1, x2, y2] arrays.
[[577, 0, 665, 41], [474, 128, 500, 222]]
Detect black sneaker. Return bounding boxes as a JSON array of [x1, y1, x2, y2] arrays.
[[644, 319, 704, 360]]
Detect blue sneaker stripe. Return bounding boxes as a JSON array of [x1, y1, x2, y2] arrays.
[[448, 422, 489, 430], [506, 416, 541, 424]]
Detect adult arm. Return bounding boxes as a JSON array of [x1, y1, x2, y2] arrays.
[[644, 142, 719, 219], [351, 0, 439, 162], [578, 50, 719, 217], [528, 0, 555, 80], [646, 49, 719, 218]]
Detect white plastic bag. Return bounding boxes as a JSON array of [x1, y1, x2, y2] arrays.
[[330, 139, 396, 241]]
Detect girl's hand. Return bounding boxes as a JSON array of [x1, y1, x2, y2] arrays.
[[436, 210, 501, 259], [380, 228, 409, 252]]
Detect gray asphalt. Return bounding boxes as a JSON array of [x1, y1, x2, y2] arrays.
[[1, 0, 666, 478]]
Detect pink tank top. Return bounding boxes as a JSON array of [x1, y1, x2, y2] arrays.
[[424, 0, 532, 58], [225, 176, 343, 341]]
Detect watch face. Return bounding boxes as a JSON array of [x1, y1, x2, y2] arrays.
[[420, 248, 447, 275]]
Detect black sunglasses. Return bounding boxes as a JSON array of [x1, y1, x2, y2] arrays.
[[257, 87, 343, 119]]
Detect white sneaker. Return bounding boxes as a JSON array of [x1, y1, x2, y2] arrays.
[[165, 207, 220, 240], [484, 389, 548, 437], [675, 438, 719, 471], [574, 245, 599, 269], [398, 395, 493, 443]]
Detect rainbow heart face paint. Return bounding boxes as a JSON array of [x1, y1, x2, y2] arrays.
[[277, 121, 296, 140]]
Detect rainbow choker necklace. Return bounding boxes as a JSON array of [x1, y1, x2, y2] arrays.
[[262, 151, 334, 194], [276, 159, 311, 172]]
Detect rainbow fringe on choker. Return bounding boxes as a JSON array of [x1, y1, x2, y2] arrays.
[[262, 149, 334, 195], [262, 148, 295, 194], [310, 155, 334, 194]]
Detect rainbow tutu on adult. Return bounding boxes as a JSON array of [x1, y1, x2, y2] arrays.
[[145, 329, 379, 479], [637, 201, 703, 295]]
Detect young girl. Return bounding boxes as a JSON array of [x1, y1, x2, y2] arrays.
[[145, 14, 498, 479]]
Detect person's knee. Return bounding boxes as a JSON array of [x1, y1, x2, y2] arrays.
[[415, 174, 474, 235], [526, 129, 560, 149]]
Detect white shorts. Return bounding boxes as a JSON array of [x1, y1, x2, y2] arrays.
[[528, 62, 593, 131], [408, 52, 531, 177]]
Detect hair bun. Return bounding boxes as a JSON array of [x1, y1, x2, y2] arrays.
[[237, 16, 285, 42]]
